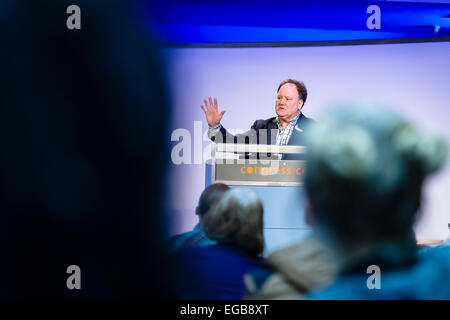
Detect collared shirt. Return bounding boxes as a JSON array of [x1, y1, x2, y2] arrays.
[[274, 112, 301, 146], [167, 224, 216, 252]]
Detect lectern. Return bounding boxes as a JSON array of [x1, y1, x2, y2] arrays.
[[206, 143, 312, 255]]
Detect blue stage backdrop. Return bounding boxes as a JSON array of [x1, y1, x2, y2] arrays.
[[164, 40, 450, 247]]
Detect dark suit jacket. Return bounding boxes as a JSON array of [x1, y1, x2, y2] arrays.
[[210, 113, 314, 159]]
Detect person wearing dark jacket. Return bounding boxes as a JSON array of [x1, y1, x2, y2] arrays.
[[201, 79, 314, 159]]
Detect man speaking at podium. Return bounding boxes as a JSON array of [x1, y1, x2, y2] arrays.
[[201, 79, 314, 159]]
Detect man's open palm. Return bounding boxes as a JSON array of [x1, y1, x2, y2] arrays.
[[201, 97, 226, 127]]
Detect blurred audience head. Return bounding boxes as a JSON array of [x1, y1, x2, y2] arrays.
[[1, 0, 173, 298], [304, 106, 448, 253], [196, 183, 230, 221], [203, 188, 264, 255]]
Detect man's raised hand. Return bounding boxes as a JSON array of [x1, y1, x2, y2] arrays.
[[201, 97, 226, 127]]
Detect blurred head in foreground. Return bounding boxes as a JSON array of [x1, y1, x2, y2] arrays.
[[204, 188, 265, 255], [304, 106, 448, 265], [173, 188, 264, 299], [1, 1, 173, 298], [196, 183, 230, 223]]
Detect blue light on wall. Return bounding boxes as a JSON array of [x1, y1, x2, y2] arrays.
[[137, 0, 450, 45]]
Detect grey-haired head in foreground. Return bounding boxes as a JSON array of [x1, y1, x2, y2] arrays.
[[304, 105, 448, 249]]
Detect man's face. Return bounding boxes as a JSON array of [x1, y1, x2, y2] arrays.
[[275, 83, 303, 121]]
